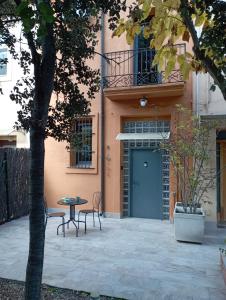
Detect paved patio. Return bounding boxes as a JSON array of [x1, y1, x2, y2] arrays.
[[0, 215, 226, 300]]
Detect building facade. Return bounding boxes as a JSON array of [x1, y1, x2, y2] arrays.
[[45, 15, 194, 223], [0, 28, 29, 149]]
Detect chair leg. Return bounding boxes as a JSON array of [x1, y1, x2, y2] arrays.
[[85, 213, 87, 234], [93, 211, 95, 227], [78, 211, 80, 229], [62, 216, 65, 237], [98, 212, 102, 230]]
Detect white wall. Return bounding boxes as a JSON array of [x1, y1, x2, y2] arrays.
[[193, 73, 226, 116], [193, 73, 226, 228], [202, 130, 217, 223], [0, 26, 30, 148]]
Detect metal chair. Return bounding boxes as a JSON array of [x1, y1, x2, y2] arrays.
[[44, 199, 66, 237], [78, 192, 102, 233]]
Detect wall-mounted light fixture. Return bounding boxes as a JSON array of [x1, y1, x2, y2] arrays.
[[139, 96, 148, 107]]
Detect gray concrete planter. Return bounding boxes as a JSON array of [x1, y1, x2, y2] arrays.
[[220, 252, 226, 285], [174, 203, 205, 243]]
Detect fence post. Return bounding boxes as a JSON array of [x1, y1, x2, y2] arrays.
[[4, 150, 10, 221]]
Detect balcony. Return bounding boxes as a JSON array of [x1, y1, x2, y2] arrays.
[[103, 45, 185, 101]]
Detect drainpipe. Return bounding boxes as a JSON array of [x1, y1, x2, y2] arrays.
[[100, 12, 105, 216], [195, 73, 199, 117]]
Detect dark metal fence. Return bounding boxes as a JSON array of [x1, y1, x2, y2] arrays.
[[0, 148, 29, 224], [103, 44, 185, 88]]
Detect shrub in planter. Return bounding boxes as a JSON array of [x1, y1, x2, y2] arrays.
[[161, 105, 220, 243]]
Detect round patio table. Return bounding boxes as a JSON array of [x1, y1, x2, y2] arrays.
[[57, 197, 88, 237]]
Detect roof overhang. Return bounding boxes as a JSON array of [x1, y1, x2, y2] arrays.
[[116, 132, 170, 141]]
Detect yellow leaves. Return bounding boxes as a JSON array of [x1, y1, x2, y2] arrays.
[[126, 31, 134, 45], [176, 53, 194, 79], [152, 48, 164, 70], [204, 47, 214, 58], [195, 12, 207, 27], [112, 0, 207, 81], [191, 59, 204, 73], [162, 0, 180, 10], [204, 18, 215, 29], [177, 54, 185, 66], [112, 18, 126, 37], [152, 46, 178, 79], [113, 23, 125, 37], [176, 23, 187, 40], [179, 58, 191, 79], [143, 26, 151, 39], [165, 55, 176, 78], [113, 20, 142, 45], [132, 23, 142, 36], [154, 31, 167, 50], [142, 0, 153, 20], [114, 0, 186, 46], [126, 22, 142, 45]]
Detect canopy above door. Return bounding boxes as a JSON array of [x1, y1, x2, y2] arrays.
[[116, 132, 170, 140]]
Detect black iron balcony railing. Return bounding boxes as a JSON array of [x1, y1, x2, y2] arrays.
[[103, 44, 185, 89]]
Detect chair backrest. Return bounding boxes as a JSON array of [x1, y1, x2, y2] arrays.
[[92, 192, 101, 212]]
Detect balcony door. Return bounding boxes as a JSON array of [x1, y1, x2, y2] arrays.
[[134, 34, 162, 85]]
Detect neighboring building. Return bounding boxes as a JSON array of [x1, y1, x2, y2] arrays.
[[193, 73, 226, 228], [45, 16, 193, 222], [0, 32, 29, 149]]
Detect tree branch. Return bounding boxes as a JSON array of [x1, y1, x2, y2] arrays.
[[25, 32, 41, 67], [180, 0, 226, 100]]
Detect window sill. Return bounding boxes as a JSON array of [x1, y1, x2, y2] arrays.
[[0, 76, 11, 82], [65, 166, 98, 175]]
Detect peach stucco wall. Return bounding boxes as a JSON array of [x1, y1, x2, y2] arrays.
[[103, 80, 192, 218], [44, 11, 193, 219], [45, 41, 102, 209]]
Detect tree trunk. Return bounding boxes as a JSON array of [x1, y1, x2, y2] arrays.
[[25, 126, 45, 300]]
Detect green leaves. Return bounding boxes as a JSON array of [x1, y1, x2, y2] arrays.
[[38, 2, 54, 24], [16, 0, 55, 38], [16, 1, 35, 32]]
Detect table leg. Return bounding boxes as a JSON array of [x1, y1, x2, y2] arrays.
[[57, 220, 70, 237], [57, 219, 79, 237], [72, 220, 78, 237], [70, 205, 75, 219]]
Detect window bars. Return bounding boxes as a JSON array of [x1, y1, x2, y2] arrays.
[[71, 118, 93, 169]]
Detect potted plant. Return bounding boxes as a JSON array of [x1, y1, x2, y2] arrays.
[[162, 105, 219, 243]]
